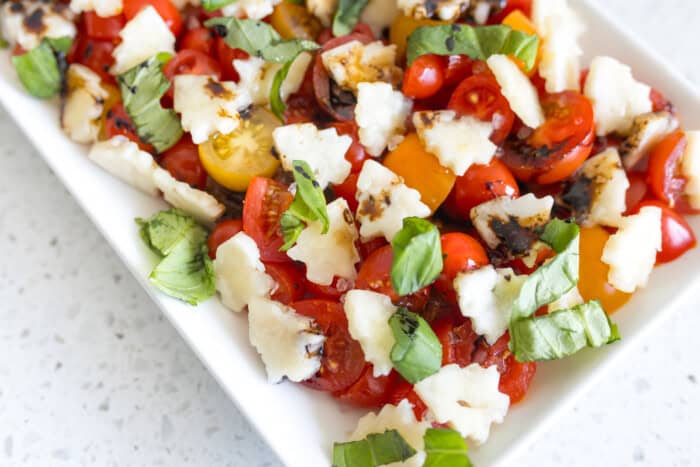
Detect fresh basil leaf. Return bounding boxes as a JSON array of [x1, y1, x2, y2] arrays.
[[510, 301, 621, 362], [332, 430, 416, 467], [118, 56, 183, 153], [541, 218, 579, 253], [391, 217, 442, 296], [136, 209, 198, 257], [406, 24, 539, 71], [389, 308, 442, 384], [279, 211, 305, 251], [270, 60, 292, 121], [11, 37, 71, 99], [45, 36, 73, 54], [202, 0, 236, 12], [332, 0, 369, 37], [423, 428, 472, 467]]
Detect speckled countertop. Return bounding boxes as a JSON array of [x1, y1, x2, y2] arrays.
[[2, 1, 700, 466]]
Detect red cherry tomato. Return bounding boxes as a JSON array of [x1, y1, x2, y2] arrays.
[[488, 0, 533, 24], [162, 49, 222, 100], [332, 172, 359, 213], [625, 171, 649, 213], [443, 54, 474, 87], [646, 131, 688, 206], [83, 12, 125, 41], [123, 0, 182, 36], [433, 318, 480, 367], [179, 27, 216, 56], [215, 37, 250, 82], [387, 379, 428, 420], [402, 54, 445, 100], [242, 177, 294, 263], [68, 35, 116, 83], [104, 103, 154, 153], [634, 200, 697, 264], [444, 158, 520, 220], [159, 135, 208, 189], [333, 367, 400, 408], [448, 73, 515, 144], [207, 219, 243, 259], [328, 122, 368, 173], [433, 233, 490, 302], [358, 237, 389, 261], [304, 276, 352, 300], [266, 263, 306, 304], [650, 88, 674, 113], [293, 300, 365, 393]]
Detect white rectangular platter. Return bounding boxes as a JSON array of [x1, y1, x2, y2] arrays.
[[1, 1, 700, 466]]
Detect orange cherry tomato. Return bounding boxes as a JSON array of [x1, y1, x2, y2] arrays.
[[266, 263, 306, 304], [634, 200, 696, 264], [123, 0, 182, 36], [159, 134, 208, 189], [242, 177, 294, 263], [333, 367, 400, 409], [433, 233, 489, 302], [162, 49, 222, 100], [84, 12, 125, 41], [207, 219, 243, 259], [402, 54, 445, 100], [179, 26, 216, 56], [269, 1, 322, 41], [646, 131, 687, 207]]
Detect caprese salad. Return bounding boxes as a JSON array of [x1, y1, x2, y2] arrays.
[[2, 0, 698, 464]]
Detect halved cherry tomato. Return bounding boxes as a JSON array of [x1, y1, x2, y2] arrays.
[[358, 237, 389, 260], [433, 318, 480, 367], [179, 27, 216, 56], [443, 54, 474, 87], [387, 379, 428, 420], [402, 54, 445, 100], [68, 35, 116, 83], [163, 49, 222, 100], [434, 233, 490, 302], [488, 0, 533, 24], [332, 172, 359, 213], [634, 200, 697, 264], [333, 367, 400, 408], [646, 131, 687, 207], [215, 37, 250, 82], [123, 0, 182, 36], [625, 171, 649, 213], [293, 300, 365, 393], [84, 12, 125, 41], [305, 276, 352, 300], [242, 177, 294, 263], [448, 73, 515, 144], [270, 1, 322, 41], [650, 88, 674, 113], [444, 158, 520, 220], [159, 134, 208, 189], [328, 122, 368, 173], [207, 219, 243, 259], [266, 263, 306, 304], [104, 103, 153, 153]]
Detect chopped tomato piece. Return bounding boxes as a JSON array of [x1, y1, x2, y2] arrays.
[[207, 219, 243, 260], [84, 12, 125, 41], [333, 367, 400, 408], [266, 263, 306, 304], [646, 131, 687, 207], [242, 177, 294, 263], [634, 200, 697, 264], [434, 233, 489, 302], [123, 0, 182, 36]]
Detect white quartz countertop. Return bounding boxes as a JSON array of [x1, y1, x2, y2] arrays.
[[2, 1, 700, 466]]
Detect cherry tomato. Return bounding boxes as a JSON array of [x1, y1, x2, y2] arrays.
[[433, 318, 480, 367], [358, 237, 389, 261], [448, 73, 515, 144], [266, 263, 306, 304], [328, 122, 368, 173], [625, 171, 649, 213], [293, 300, 365, 393], [634, 200, 696, 264], [333, 367, 399, 408], [179, 27, 216, 56], [443, 54, 474, 87], [104, 103, 153, 152], [402, 54, 445, 100], [159, 135, 208, 189], [68, 35, 116, 83], [215, 37, 249, 82], [387, 379, 428, 420], [332, 172, 359, 213], [123, 0, 182, 36], [304, 276, 352, 300], [270, 2, 322, 41], [646, 131, 687, 207], [83, 12, 125, 41], [434, 233, 489, 302], [650, 88, 674, 113], [488, 0, 533, 24], [207, 219, 243, 259], [444, 158, 520, 220], [242, 177, 294, 263], [163, 49, 222, 100], [284, 63, 325, 124]]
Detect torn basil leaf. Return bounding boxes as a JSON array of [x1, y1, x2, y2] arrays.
[[332, 0, 369, 37], [332, 430, 416, 467], [118, 56, 183, 153], [389, 308, 442, 384], [12, 37, 72, 99], [406, 24, 540, 71], [137, 209, 198, 256], [423, 428, 472, 467], [391, 217, 442, 296], [201, 0, 236, 12], [270, 59, 292, 121]]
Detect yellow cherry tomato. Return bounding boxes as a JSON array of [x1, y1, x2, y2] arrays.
[[390, 14, 446, 59], [270, 2, 322, 41], [198, 107, 280, 192]]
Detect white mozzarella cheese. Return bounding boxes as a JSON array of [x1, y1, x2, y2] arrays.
[[344, 290, 397, 377], [287, 198, 360, 286], [306, 0, 337, 26], [62, 64, 110, 144], [356, 82, 412, 157], [221, 0, 281, 19], [620, 111, 679, 169], [682, 131, 700, 209], [321, 40, 402, 93], [111, 6, 175, 75], [153, 168, 225, 226], [87, 136, 159, 196], [355, 160, 431, 242], [248, 298, 325, 383], [413, 110, 497, 176], [601, 206, 662, 293], [398, 0, 469, 21], [70, 0, 122, 17], [349, 399, 430, 467], [361, 0, 399, 37], [234, 53, 312, 106], [173, 75, 252, 144], [578, 148, 630, 227], [584, 56, 652, 136], [415, 364, 510, 445], [486, 55, 545, 129], [213, 232, 276, 313], [1, 1, 76, 51], [273, 123, 352, 189]]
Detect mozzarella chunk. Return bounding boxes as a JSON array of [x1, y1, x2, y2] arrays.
[[173, 75, 252, 144], [344, 290, 397, 377], [415, 364, 510, 445], [577, 148, 630, 227], [620, 111, 679, 169], [350, 400, 430, 467], [601, 207, 662, 293], [222, 0, 281, 19], [682, 131, 700, 209], [87, 136, 159, 196], [398, 0, 469, 21], [62, 64, 110, 144], [70, 0, 122, 17], [273, 123, 352, 189], [532, 0, 584, 93], [454, 266, 526, 344], [321, 40, 402, 93], [306, 0, 336, 26], [356, 82, 412, 157], [234, 53, 313, 106], [356, 160, 431, 242], [584, 56, 652, 136], [486, 55, 545, 129], [248, 298, 325, 383], [153, 168, 225, 226], [1, 1, 76, 51], [111, 6, 175, 75], [361, 0, 399, 37], [413, 111, 497, 176], [288, 199, 360, 286]]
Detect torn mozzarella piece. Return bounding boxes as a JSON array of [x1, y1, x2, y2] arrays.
[[1, 1, 76, 51], [321, 40, 402, 93], [287, 199, 360, 286], [487, 55, 545, 129], [682, 131, 700, 209], [306, 0, 337, 26], [153, 168, 225, 226], [111, 6, 175, 74], [356, 82, 412, 157], [87, 136, 159, 196], [70, 0, 122, 17], [234, 53, 312, 106], [601, 206, 662, 293], [221, 0, 281, 19], [413, 110, 496, 176], [619, 111, 679, 169], [361, 0, 399, 37], [415, 364, 510, 445], [62, 64, 110, 144], [248, 298, 325, 383], [398, 0, 469, 21], [584, 56, 652, 136], [213, 232, 276, 313], [355, 160, 431, 242]]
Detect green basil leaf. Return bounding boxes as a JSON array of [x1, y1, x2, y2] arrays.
[[391, 217, 442, 296], [389, 308, 442, 384], [332, 430, 416, 467], [202, 0, 236, 12], [423, 428, 472, 467], [510, 301, 621, 362], [406, 24, 539, 71], [118, 56, 183, 153], [279, 211, 305, 251], [11, 38, 71, 99], [45, 36, 73, 54], [332, 0, 369, 37], [136, 209, 198, 257], [270, 60, 292, 121]]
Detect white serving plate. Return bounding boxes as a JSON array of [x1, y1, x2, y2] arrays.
[[1, 1, 700, 465]]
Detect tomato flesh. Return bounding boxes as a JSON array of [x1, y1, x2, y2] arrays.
[[207, 219, 243, 259], [402, 54, 445, 100], [333, 367, 399, 408], [434, 318, 480, 367], [646, 131, 687, 206], [68, 35, 116, 83], [634, 200, 697, 264], [266, 263, 306, 304], [328, 122, 368, 173], [179, 27, 216, 56], [159, 135, 208, 189], [242, 177, 294, 263], [434, 233, 489, 302], [123, 0, 182, 36], [84, 12, 125, 41], [163, 49, 222, 100], [388, 380, 428, 420]]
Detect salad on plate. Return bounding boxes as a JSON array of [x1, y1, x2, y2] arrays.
[[2, 0, 699, 464]]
